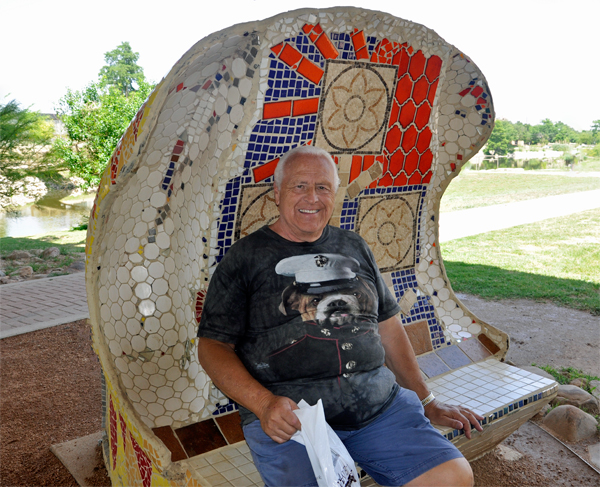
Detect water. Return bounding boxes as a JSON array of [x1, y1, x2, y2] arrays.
[[0, 193, 94, 238]]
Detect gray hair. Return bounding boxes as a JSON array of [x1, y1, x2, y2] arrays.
[[273, 146, 340, 190]]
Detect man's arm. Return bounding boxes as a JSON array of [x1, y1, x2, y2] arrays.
[[197, 337, 301, 443], [379, 315, 483, 439]]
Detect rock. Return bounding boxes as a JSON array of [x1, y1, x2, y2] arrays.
[[519, 365, 556, 381], [589, 443, 600, 470], [496, 444, 523, 461], [543, 405, 598, 442], [5, 250, 32, 260], [590, 380, 600, 402], [552, 384, 599, 415], [0, 276, 10, 284], [31, 257, 43, 263], [68, 260, 86, 271], [19, 266, 33, 277], [569, 377, 588, 388], [41, 247, 61, 259], [0, 270, 5, 277], [29, 249, 43, 256]]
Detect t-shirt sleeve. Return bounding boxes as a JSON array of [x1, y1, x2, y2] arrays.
[[197, 249, 248, 344]]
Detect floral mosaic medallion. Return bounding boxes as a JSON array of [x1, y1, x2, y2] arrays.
[[315, 61, 397, 153], [234, 184, 279, 240], [356, 192, 421, 272]]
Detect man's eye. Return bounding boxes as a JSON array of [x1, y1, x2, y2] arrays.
[[311, 298, 321, 305]]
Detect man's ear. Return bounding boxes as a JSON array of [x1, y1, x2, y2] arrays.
[[273, 185, 280, 206]]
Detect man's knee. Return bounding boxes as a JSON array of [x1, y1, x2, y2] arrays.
[[406, 457, 473, 487]]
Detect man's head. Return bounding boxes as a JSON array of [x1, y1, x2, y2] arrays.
[[270, 146, 340, 242]]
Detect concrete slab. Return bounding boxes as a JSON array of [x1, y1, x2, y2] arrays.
[[50, 431, 104, 487]]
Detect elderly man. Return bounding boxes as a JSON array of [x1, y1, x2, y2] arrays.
[[197, 145, 482, 486]]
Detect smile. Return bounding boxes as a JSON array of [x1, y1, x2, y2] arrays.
[[299, 209, 319, 214]]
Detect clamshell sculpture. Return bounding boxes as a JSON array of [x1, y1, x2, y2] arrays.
[[86, 7, 557, 486]]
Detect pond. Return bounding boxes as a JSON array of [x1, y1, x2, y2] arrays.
[[0, 193, 95, 238]]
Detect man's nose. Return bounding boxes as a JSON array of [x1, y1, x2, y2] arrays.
[[303, 186, 319, 202]]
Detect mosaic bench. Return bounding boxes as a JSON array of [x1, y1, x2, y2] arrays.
[[85, 7, 558, 486]]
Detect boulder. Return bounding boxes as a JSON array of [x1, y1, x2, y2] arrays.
[[0, 270, 5, 277], [5, 250, 32, 260], [19, 266, 33, 277], [589, 380, 600, 402], [543, 405, 598, 442], [68, 260, 86, 271], [569, 377, 588, 389], [41, 247, 60, 259], [0, 276, 10, 284], [519, 365, 556, 381], [552, 384, 599, 415], [29, 249, 43, 256], [589, 443, 600, 470]]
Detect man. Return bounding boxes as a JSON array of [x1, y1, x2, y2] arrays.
[[197, 145, 482, 486]]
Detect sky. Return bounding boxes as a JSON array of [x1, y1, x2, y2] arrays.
[[1, 0, 598, 131]]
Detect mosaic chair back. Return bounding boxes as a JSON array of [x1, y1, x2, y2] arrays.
[[85, 8, 557, 486]]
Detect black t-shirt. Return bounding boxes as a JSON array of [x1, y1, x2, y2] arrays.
[[197, 225, 401, 429]]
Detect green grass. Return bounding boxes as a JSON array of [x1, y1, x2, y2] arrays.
[[440, 172, 600, 213], [441, 208, 600, 315], [0, 229, 87, 255], [532, 365, 599, 391]]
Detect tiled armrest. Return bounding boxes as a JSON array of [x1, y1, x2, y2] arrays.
[[427, 358, 558, 442]]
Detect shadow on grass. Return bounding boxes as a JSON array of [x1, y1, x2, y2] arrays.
[[0, 233, 86, 255], [444, 261, 600, 316]]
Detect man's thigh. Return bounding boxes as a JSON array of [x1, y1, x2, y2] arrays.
[[243, 420, 318, 487], [336, 388, 464, 486]]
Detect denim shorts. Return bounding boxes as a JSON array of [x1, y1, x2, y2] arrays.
[[243, 388, 464, 486]]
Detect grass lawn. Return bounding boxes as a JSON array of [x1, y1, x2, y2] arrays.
[[440, 171, 600, 213], [441, 208, 600, 315], [0, 229, 87, 255]]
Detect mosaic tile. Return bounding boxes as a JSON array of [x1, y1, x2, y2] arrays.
[[404, 320, 433, 355], [175, 420, 227, 458], [417, 352, 450, 378], [435, 344, 472, 369], [458, 338, 493, 362]]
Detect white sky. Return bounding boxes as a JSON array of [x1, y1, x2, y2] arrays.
[[1, 0, 598, 131]]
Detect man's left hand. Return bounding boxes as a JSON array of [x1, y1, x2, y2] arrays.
[[423, 400, 483, 439]]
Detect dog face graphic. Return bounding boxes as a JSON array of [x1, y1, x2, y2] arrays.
[[279, 276, 377, 325]]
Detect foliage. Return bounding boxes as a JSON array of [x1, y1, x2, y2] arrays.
[[54, 79, 154, 189], [0, 98, 63, 201], [532, 364, 599, 393], [99, 42, 145, 97], [484, 119, 516, 155], [488, 118, 600, 147]]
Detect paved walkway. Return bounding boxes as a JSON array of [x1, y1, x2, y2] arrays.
[[1, 189, 599, 339]]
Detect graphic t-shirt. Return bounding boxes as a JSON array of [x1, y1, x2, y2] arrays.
[[197, 225, 401, 429]]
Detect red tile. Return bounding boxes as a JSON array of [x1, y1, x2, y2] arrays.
[[418, 150, 433, 174], [389, 151, 404, 176], [296, 57, 324, 85], [408, 51, 426, 80], [253, 158, 279, 182], [271, 43, 284, 56], [399, 100, 416, 128], [279, 44, 303, 67], [315, 32, 339, 60], [412, 77, 429, 105], [472, 86, 484, 97], [263, 101, 292, 119], [363, 155, 375, 171], [292, 97, 319, 117], [351, 29, 367, 52], [175, 420, 227, 458], [395, 75, 413, 106], [215, 412, 245, 444], [388, 101, 400, 127], [404, 149, 419, 174], [427, 79, 439, 105], [355, 46, 369, 60], [394, 48, 410, 76], [425, 55, 443, 82], [152, 426, 188, 462], [401, 126, 418, 152], [408, 172, 422, 185], [416, 127, 432, 153], [378, 173, 393, 187], [422, 171, 432, 184], [459, 88, 471, 97], [393, 172, 408, 187], [414, 103, 432, 130], [350, 156, 362, 183], [385, 126, 401, 153], [302, 24, 312, 35]]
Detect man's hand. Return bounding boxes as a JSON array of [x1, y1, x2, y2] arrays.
[[256, 395, 302, 443], [424, 400, 483, 439]]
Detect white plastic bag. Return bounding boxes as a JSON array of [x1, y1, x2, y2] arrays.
[[291, 399, 360, 487]]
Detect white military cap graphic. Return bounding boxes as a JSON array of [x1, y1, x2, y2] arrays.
[[276, 254, 360, 293]]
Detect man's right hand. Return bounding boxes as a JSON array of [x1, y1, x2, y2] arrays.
[[256, 394, 301, 443]]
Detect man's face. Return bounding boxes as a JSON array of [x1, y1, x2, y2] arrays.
[[272, 154, 337, 242]]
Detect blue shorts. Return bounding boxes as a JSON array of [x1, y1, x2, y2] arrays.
[[243, 388, 463, 486]]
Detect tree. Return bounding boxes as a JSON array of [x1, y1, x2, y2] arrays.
[[485, 119, 516, 156], [98, 42, 145, 97], [592, 120, 600, 135], [0, 98, 61, 202], [54, 80, 154, 189]]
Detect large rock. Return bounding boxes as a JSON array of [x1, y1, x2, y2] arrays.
[[519, 365, 556, 381], [589, 443, 600, 470], [18, 266, 33, 277], [5, 250, 32, 260], [590, 380, 600, 402], [543, 405, 598, 442], [552, 384, 599, 415], [68, 261, 86, 271], [41, 247, 60, 259]]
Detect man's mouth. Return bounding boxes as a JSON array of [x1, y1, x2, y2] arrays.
[[299, 209, 319, 214]]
